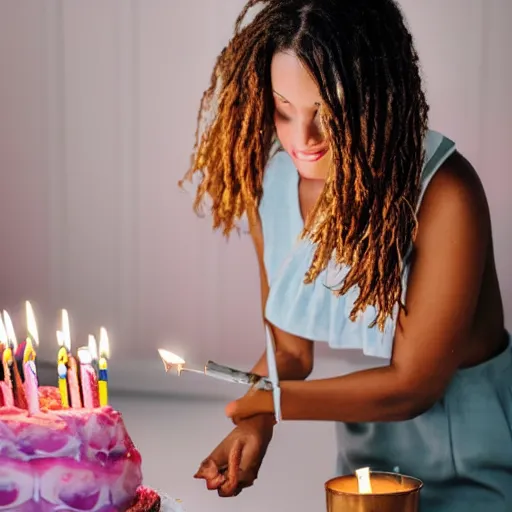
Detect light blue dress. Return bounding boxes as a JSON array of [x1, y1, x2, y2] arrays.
[[259, 130, 512, 511]]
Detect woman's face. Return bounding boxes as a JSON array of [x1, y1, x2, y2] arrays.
[[270, 51, 331, 181]]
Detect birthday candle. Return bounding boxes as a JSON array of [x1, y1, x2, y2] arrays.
[[23, 302, 40, 415], [56, 331, 69, 408], [98, 327, 109, 406], [3, 310, 27, 409], [67, 356, 82, 408], [61, 310, 82, 408], [1, 347, 14, 405], [0, 318, 14, 406], [0, 382, 14, 407], [23, 360, 39, 415], [78, 347, 99, 408]]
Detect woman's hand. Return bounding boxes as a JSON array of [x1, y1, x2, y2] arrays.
[[225, 389, 275, 424], [194, 414, 274, 496]]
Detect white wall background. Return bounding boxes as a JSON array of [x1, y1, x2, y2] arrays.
[[1, 0, 511, 378], [0, 0, 511, 391], [0, 1, 511, 511]]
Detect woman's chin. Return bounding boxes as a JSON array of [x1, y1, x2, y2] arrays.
[[296, 164, 329, 181], [293, 155, 331, 181]]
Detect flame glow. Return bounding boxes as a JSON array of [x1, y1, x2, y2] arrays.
[[61, 310, 71, 351], [88, 335, 98, 361], [0, 317, 7, 346], [355, 467, 373, 494], [57, 330, 66, 348], [158, 349, 185, 373], [3, 311, 17, 350], [26, 301, 39, 345], [99, 327, 109, 359]]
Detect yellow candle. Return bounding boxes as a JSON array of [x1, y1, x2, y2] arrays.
[[98, 327, 109, 406], [57, 331, 69, 408], [23, 338, 36, 363], [2, 346, 13, 381]]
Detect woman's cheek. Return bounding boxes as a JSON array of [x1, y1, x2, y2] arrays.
[[274, 121, 292, 154]]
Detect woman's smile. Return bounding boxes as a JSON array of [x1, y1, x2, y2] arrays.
[[292, 147, 328, 162]]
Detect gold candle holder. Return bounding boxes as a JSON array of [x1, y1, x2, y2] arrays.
[[325, 471, 423, 512]]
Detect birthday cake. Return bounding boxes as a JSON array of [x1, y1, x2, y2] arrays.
[[0, 385, 164, 511], [0, 304, 183, 511]]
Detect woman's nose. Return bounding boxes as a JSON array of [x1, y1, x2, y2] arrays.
[[294, 118, 323, 149]]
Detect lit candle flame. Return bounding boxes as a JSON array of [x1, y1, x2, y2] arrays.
[[57, 331, 68, 358], [99, 328, 109, 359], [88, 335, 98, 361], [1, 315, 13, 366], [158, 349, 185, 373], [3, 311, 17, 351], [25, 301, 39, 346], [57, 330, 70, 352], [77, 347, 92, 365], [0, 316, 7, 347], [61, 309, 71, 351], [356, 467, 373, 494]]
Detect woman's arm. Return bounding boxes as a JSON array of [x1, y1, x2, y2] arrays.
[[249, 213, 314, 381], [228, 152, 491, 423]]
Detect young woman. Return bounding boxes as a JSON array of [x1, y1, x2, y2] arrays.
[[182, 1, 511, 509]]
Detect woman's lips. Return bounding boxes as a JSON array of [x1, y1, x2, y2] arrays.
[[292, 148, 328, 162]]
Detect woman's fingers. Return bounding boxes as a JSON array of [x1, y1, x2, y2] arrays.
[[194, 453, 227, 489], [194, 458, 219, 480], [225, 390, 274, 421], [218, 439, 243, 497]]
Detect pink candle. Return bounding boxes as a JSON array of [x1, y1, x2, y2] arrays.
[[1, 347, 14, 407], [78, 347, 99, 408], [0, 382, 14, 407], [67, 356, 82, 408], [12, 362, 27, 409], [23, 360, 39, 415]]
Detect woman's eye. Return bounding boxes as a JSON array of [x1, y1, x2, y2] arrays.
[[275, 109, 291, 121]]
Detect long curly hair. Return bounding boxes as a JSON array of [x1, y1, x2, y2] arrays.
[[181, 0, 429, 329]]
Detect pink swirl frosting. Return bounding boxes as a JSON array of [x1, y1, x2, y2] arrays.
[[0, 400, 142, 511]]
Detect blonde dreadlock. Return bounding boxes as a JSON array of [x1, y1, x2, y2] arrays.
[[181, 0, 429, 329]]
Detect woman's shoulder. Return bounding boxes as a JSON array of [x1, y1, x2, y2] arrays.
[[416, 149, 491, 253], [426, 150, 488, 216]]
